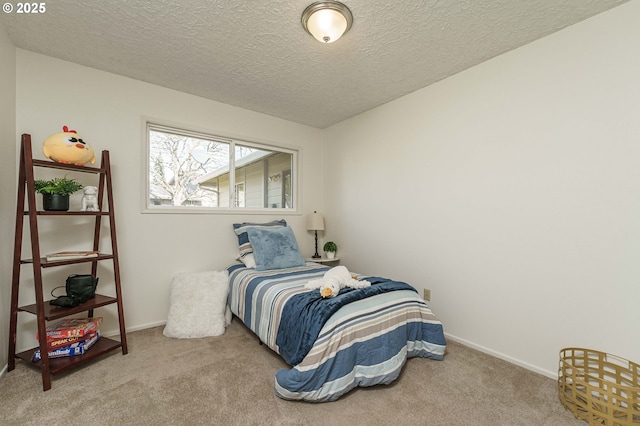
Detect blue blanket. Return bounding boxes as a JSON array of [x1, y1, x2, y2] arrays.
[[276, 277, 417, 365]]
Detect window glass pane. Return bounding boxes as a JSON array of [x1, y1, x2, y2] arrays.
[[283, 170, 292, 208], [147, 124, 296, 211], [234, 183, 245, 207], [148, 128, 229, 207]]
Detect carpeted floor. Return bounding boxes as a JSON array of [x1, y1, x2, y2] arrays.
[[0, 321, 583, 425]]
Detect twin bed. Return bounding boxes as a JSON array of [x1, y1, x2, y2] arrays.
[[228, 220, 447, 402]]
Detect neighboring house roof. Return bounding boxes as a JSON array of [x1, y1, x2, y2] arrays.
[[195, 150, 274, 186]]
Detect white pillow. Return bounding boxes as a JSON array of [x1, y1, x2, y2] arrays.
[[239, 253, 256, 268], [163, 270, 229, 339]]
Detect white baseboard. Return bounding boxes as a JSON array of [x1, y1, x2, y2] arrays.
[[101, 320, 166, 338], [444, 332, 557, 380], [3, 327, 555, 384], [0, 321, 168, 378]]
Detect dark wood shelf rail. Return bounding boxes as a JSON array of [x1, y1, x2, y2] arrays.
[[8, 134, 128, 391]]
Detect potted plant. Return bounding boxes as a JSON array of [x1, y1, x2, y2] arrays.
[[323, 241, 337, 259], [34, 177, 83, 211]]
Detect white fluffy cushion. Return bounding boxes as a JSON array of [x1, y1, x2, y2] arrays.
[[163, 270, 230, 339]]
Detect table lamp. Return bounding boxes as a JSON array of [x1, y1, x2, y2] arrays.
[[306, 211, 325, 258]]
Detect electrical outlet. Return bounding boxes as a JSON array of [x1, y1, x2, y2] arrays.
[[423, 288, 431, 301]]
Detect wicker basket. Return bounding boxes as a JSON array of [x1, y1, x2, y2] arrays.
[[559, 348, 640, 425]]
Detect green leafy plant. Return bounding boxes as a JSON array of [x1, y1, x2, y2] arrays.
[[34, 177, 83, 195], [323, 241, 337, 253]]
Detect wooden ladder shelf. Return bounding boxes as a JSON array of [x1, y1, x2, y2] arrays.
[[8, 134, 128, 391]]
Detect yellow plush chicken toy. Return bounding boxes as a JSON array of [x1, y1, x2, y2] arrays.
[[43, 126, 96, 166]]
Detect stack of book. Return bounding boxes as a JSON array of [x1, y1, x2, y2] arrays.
[[33, 317, 103, 361]]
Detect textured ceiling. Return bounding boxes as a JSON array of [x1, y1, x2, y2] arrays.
[[1, 0, 630, 128]]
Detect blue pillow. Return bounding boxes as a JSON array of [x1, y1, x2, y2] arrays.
[[247, 226, 305, 271], [233, 219, 286, 260]]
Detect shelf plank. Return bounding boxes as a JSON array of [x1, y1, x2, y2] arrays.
[[32, 159, 105, 174], [18, 294, 117, 320], [20, 254, 114, 268], [24, 211, 110, 216], [15, 337, 123, 375]]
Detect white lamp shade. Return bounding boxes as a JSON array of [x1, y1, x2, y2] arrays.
[[306, 212, 325, 231], [306, 8, 348, 43]]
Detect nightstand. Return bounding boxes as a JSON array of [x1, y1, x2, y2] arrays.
[[305, 257, 340, 265]]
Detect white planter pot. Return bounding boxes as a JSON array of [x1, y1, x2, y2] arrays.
[[325, 252, 335, 259]]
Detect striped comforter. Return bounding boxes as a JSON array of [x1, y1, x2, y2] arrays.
[[227, 262, 446, 402]]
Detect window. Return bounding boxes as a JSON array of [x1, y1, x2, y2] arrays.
[[146, 123, 297, 212], [234, 182, 245, 207]]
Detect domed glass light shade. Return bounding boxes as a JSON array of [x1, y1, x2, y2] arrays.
[[302, 1, 353, 43]]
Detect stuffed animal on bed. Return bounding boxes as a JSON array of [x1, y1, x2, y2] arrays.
[[304, 266, 371, 298], [43, 126, 96, 166]]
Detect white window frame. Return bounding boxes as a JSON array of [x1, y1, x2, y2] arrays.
[[143, 121, 299, 214]]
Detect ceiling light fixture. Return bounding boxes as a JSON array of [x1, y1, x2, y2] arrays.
[[301, 1, 353, 44]]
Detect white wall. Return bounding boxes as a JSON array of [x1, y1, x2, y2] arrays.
[[324, 1, 640, 377], [13, 51, 324, 350], [0, 21, 16, 373]]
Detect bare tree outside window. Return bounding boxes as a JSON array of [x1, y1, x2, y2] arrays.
[[149, 129, 228, 207]]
